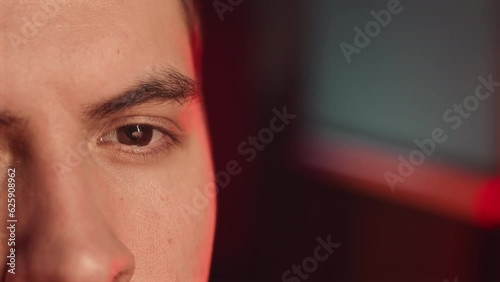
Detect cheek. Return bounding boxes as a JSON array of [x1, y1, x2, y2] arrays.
[[92, 113, 215, 280]]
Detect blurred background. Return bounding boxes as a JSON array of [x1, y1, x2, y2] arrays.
[[200, 0, 500, 281]]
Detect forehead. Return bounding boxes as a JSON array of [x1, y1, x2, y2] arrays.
[[0, 0, 192, 108]]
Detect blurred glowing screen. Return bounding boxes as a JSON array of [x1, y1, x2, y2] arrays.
[[302, 0, 498, 172]]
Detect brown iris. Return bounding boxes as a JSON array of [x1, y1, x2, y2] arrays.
[[116, 124, 154, 146]]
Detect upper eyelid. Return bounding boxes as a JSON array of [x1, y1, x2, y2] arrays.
[[94, 115, 181, 140], [94, 125, 181, 163], [99, 124, 173, 143]]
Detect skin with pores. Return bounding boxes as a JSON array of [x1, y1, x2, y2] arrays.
[[0, 0, 215, 281]]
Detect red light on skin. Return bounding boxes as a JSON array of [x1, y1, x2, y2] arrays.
[[108, 256, 133, 282], [191, 28, 202, 80], [473, 178, 500, 228]]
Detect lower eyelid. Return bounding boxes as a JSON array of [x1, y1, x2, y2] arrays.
[[96, 132, 179, 162], [94, 118, 182, 162]]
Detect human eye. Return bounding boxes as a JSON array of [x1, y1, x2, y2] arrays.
[[96, 116, 181, 162]]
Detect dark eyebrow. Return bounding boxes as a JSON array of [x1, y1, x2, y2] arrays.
[[84, 67, 197, 119]]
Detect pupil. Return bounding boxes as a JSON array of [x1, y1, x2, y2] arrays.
[[117, 125, 153, 146], [127, 125, 143, 140]]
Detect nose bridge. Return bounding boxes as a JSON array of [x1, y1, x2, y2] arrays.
[[28, 130, 92, 218], [29, 152, 97, 228], [13, 125, 136, 281], [17, 153, 135, 282], [31, 105, 91, 183]]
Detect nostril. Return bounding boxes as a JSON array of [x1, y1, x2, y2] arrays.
[[109, 255, 135, 282], [113, 271, 129, 282]]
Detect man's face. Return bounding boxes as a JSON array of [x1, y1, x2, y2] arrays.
[[0, 0, 215, 281]]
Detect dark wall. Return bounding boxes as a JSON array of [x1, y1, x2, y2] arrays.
[[201, 1, 500, 281]]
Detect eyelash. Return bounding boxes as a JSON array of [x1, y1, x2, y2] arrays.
[[97, 121, 181, 162]]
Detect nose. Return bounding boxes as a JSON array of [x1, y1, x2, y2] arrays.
[[8, 157, 135, 281]]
